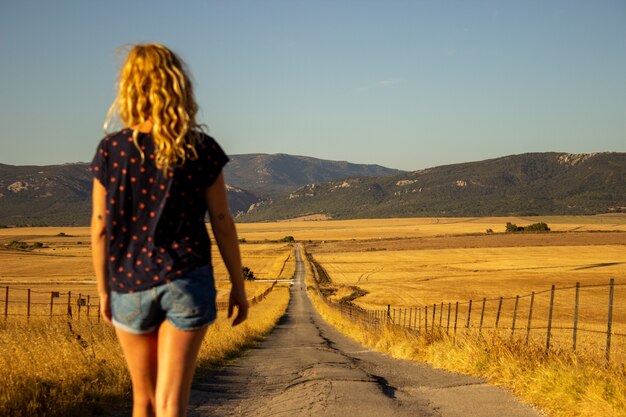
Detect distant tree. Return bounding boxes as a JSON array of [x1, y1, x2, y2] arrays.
[[525, 222, 550, 232], [280, 236, 296, 243], [242, 266, 255, 281], [486, 228, 494, 234], [505, 222, 550, 233]]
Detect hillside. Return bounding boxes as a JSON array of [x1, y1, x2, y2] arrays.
[[0, 154, 400, 226], [223, 153, 402, 197], [239, 152, 626, 221]]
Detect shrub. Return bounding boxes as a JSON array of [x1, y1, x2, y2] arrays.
[[280, 236, 295, 243], [505, 222, 550, 233], [486, 228, 494, 234], [242, 266, 255, 281]]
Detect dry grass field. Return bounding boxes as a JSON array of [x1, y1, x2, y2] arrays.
[[0, 286, 290, 417], [0, 227, 294, 317], [305, 222, 626, 364], [236, 215, 626, 241]]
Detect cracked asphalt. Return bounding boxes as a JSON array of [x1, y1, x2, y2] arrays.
[[188, 245, 544, 417]]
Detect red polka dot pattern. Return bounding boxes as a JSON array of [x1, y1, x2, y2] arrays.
[[89, 130, 228, 293]]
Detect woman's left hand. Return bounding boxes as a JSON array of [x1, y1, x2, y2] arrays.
[[99, 292, 113, 325]]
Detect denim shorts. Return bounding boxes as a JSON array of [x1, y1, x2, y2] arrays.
[[110, 264, 217, 334]]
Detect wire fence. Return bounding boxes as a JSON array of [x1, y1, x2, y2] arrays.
[[307, 253, 626, 366], [0, 280, 278, 323]]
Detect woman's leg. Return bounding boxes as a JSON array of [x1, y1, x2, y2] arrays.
[[115, 327, 159, 417], [155, 320, 208, 417]]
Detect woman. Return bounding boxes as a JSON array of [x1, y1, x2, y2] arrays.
[[90, 44, 248, 417]]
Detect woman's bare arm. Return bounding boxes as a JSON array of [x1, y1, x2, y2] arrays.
[[90, 178, 112, 324], [205, 172, 248, 326]]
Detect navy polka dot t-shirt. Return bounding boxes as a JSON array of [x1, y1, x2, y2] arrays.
[[89, 129, 229, 293]]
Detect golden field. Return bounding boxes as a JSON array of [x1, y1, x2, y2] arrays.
[[0, 227, 294, 317], [0, 286, 290, 417], [291, 217, 626, 363]]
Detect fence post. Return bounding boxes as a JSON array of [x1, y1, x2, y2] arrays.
[[50, 291, 55, 319], [78, 293, 82, 320], [606, 278, 615, 364], [453, 302, 459, 339], [418, 307, 422, 332], [446, 303, 451, 335], [403, 308, 407, 328], [409, 307, 413, 330], [27, 288, 31, 319], [393, 308, 396, 325], [67, 291, 72, 318], [511, 295, 519, 340], [439, 302, 444, 327], [546, 285, 555, 352], [431, 304, 436, 333], [495, 297, 503, 329], [526, 292, 535, 345], [425, 305, 428, 333], [466, 300, 472, 333], [387, 304, 391, 324], [573, 283, 580, 352], [4, 286, 8, 320], [479, 298, 486, 334], [87, 295, 91, 319]]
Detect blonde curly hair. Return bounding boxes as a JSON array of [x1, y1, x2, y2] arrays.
[[104, 44, 204, 172]]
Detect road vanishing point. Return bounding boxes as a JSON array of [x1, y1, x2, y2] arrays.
[[189, 244, 544, 417]]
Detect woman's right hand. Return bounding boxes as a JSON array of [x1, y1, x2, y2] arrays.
[[228, 285, 249, 327], [99, 292, 113, 325]]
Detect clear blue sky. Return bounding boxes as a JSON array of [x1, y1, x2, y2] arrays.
[[1, 0, 624, 171]]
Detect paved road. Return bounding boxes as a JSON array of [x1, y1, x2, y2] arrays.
[[189, 245, 544, 417]]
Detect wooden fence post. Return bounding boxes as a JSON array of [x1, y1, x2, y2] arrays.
[[67, 291, 72, 318], [546, 285, 556, 352], [387, 304, 391, 324], [479, 298, 486, 334], [526, 292, 535, 345], [495, 297, 503, 329], [418, 307, 422, 332], [409, 307, 413, 330], [606, 278, 615, 364], [87, 295, 91, 319], [403, 308, 407, 328], [78, 293, 82, 320], [573, 283, 580, 352], [511, 295, 519, 340], [439, 302, 444, 327], [4, 286, 8, 320], [27, 289, 31, 319], [446, 303, 451, 335], [466, 300, 472, 333], [425, 305, 428, 333], [431, 304, 436, 333], [454, 302, 459, 338], [50, 291, 55, 319]]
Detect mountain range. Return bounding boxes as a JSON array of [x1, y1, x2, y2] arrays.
[[0, 152, 624, 226], [0, 154, 400, 226], [239, 152, 626, 221]]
